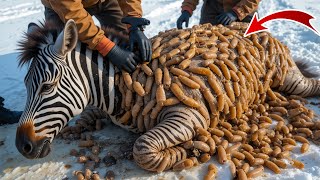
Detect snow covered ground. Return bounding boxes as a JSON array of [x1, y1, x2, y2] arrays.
[[0, 0, 319, 179]]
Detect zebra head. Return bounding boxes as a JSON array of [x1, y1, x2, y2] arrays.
[[16, 20, 87, 159]]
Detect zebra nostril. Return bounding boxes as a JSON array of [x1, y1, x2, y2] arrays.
[[22, 141, 33, 154]]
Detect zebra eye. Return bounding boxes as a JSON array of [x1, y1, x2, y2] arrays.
[[42, 84, 53, 92]]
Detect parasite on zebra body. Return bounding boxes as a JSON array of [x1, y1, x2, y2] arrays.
[[170, 67, 190, 77], [202, 51, 217, 60], [202, 59, 215, 67], [232, 157, 242, 167], [178, 75, 200, 89], [184, 48, 196, 59], [163, 97, 180, 106], [232, 151, 245, 160], [196, 48, 209, 55], [141, 63, 153, 76], [198, 135, 209, 142], [166, 56, 184, 66], [179, 58, 192, 69], [133, 81, 145, 96], [226, 143, 242, 154], [221, 139, 229, 149], [242, 163, 250, 173]]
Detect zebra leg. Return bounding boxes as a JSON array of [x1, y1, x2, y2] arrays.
[[75, 106, 107, 131], [133, 105, 208, 172]]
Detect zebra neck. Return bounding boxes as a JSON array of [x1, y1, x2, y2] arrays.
[[68, 43, 121, 115]]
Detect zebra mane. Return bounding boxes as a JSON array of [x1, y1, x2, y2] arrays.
[[18, 20, 129, 67], [18, 20, 62, 67]]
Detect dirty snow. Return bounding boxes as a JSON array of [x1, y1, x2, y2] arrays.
[[0, 0, 320, 179]]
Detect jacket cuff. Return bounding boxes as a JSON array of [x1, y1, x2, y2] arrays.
[[182, 6, 193, 16], [96, 36, 116, 57], [232, 7, 246, 21]]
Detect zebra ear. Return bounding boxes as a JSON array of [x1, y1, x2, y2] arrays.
[[54, 19, 78, 56], [27, 22, 39, 34]]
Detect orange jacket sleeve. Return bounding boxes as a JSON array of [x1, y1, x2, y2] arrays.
[[48, 0, 105, 50], [118, 0, 143, 17], [181, 0, 199, 15], [232, 0, 261, 20]]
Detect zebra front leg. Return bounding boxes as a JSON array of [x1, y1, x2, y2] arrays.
[[75, 106, 107, 131], [133, 105, 208, 172]]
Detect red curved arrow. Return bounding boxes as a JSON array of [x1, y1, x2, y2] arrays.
[[244, 10, 319, 37]]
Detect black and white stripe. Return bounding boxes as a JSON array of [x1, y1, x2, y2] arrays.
[[19, 42, 117, 142], [133, 106, 208, 172]]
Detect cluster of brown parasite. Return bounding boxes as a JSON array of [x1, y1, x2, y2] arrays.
[[111, 22, 319, 178], [115, 21, 295, 136]]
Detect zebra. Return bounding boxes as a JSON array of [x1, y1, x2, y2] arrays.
[[15, 19, 206, 168], [15, 19, 320, 172]]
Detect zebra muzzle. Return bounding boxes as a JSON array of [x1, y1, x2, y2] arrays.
[[15, 122, 51, 159]]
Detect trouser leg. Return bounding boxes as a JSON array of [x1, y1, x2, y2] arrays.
[[200, 0, 222, 24], [199, 0, 256, 25], [94, 0, 127, 32], [0, 96, 22, 125]]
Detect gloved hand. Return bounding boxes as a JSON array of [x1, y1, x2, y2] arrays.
[[121, 17, 152, 63], [106, 45, 139, 73], [177, 11, 191, 29], [215, 11, 238, 25], [96, 36, 139, 73], [129, 29, 152, 63]]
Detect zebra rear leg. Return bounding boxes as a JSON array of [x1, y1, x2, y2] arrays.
[[133, 105, 208, 172], [276, 65, 320, 97]]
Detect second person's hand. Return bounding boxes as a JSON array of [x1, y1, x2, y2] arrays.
[[129, 29, 152, 63], [214, 11, 238, 25], [177, 11, 191, 29]]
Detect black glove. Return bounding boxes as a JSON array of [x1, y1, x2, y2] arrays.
[[106, 45, 139, 73], [215, 11, 238, 25], [129, 29, 152, 63], [177, 11, 191, 29]]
